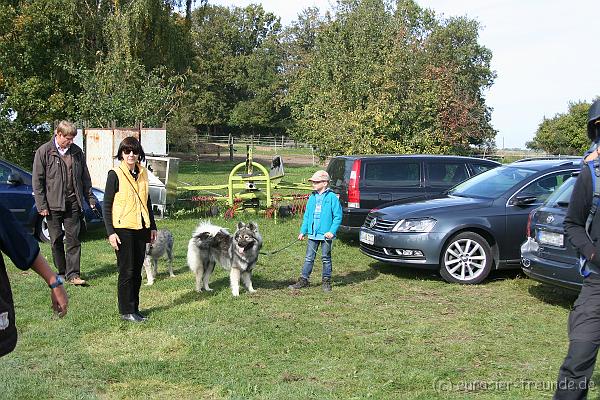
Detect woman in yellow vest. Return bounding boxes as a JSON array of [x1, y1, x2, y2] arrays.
[[103, 136, 157, 323]]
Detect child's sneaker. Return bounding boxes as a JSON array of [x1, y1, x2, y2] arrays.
[[322, 277, 332, 292], [288, 277, 309, 289]]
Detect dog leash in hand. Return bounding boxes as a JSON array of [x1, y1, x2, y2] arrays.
[[260, 239, 301, 256]]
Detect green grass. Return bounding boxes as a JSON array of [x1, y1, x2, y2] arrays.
[[0, 161, 590, 399]]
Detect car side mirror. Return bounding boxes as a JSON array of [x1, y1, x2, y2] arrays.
[[513, 195, 537, 206], [7, 173, 23, 185]]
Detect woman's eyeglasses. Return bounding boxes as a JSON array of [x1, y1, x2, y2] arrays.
[[122, 148, 139, 155]]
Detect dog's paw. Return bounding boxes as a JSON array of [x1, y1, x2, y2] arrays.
[[204, 287, 213, 292], [146, 281, 154, 286], [248, 288, 256, 293], [232, 292, 240, 297], [169, 273, 176, 277]]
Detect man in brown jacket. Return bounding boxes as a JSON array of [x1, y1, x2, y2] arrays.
[[32, 121, 97, 285]]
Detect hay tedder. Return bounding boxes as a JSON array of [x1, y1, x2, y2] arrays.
[[178, 146, 312, 218]]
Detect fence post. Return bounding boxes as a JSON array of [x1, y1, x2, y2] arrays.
[[229, 134, 234, 161]]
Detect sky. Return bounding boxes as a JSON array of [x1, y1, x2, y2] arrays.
[[207, 0, 600, 149]]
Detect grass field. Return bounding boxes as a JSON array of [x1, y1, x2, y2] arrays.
[[0, 161, 590, 399]]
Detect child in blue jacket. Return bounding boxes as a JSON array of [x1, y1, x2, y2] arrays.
[[289, 170, 343, 292]]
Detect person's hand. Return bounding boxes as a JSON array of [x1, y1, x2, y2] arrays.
[[50, 285, 68, 318], [150, 229, 157, 244], [324, 232, 334, 239], [39, 209, 49, 217], [298, 233, 305, 240], [108, 233, 121, 250]]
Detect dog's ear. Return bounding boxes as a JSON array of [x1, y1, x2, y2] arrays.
[[247, 222, 259, 232], [237, 221, 245, 230], [196, 232, 211, 240]]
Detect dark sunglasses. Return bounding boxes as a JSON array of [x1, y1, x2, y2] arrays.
[[122, 148, 139, 155]]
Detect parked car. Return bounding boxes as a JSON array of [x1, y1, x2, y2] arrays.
[[521, 174, 582, 291], [359, 158, 580, 284], [0, 158, 104, 242], [327, 155, 500, 235]]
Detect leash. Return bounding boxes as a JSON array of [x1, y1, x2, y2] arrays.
[[260, 239, 301, 256]]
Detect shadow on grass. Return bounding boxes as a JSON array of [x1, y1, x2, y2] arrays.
[[371, 261, 526, 285], [528, 284, 578, 310]]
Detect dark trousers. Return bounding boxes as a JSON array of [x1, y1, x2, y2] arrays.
[[555, 273, 600, 399], [114, 228, 148, 315], [46, 198, 81, 280]]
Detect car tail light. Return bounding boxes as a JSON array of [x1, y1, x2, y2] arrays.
[[348, 159, 361, 208], [526, 209, 536, 238]]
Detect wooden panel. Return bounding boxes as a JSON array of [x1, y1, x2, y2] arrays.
[[85, 129, 114, 189]]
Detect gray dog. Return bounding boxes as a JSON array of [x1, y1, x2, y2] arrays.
[[187, 221, 262, 296], [143, 229, 175, 285]]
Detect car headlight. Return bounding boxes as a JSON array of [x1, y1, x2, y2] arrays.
[[392, 218, 436, 232]]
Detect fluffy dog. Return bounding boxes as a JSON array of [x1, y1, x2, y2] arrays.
[[187, 221, 262, 296], [143, 229, 175, 285]]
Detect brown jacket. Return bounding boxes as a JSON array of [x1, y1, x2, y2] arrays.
[[32, 139, 96, 212]]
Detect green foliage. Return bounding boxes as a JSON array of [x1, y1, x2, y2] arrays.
[[527, 101, 592, 155], [185, 4, 288, 134], [286, 0, 496, 157], [75, 57, 182, 128]]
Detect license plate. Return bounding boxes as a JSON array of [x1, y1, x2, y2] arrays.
[[537, 230, 564, 247], [360, 231, 374, 245]]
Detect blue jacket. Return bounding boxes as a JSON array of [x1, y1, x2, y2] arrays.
[[300, 189, 343, 237]]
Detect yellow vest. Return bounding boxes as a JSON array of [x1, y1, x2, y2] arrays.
[[112, 161, 151, 229]]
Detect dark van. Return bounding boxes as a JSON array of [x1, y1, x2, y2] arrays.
[[326, 155, 500, 234]]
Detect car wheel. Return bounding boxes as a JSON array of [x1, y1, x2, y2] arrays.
[[35, 216, 51, 243], [439, 232, 492, 284]]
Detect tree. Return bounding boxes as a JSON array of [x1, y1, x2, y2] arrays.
[[185, 4, 287, 135], [527, 101, 591, 155], [285, 0, 496, 157]]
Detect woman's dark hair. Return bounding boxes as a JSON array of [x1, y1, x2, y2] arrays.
[[115, 136, 145, 162]]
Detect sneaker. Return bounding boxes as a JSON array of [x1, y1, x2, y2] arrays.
[[322, 278, 332, 292], [288, 277, 309, 289], [120, 313, 145, 323], [68, 276, 87, 286], [135, 312, 148, 321]]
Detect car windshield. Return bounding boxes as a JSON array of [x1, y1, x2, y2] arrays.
[[544, 176, 576, 207], [448, 165, 538, 199]]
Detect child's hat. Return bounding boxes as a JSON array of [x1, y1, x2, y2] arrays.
[[308, 170, 330, 182]]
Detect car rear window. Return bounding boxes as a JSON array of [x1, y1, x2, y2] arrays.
[[363, 161, 420, 187], [427, 162, 469, 185], [471, 162, 496, 175], [327, 158, 354, 188], [449, 165, 537, 198]]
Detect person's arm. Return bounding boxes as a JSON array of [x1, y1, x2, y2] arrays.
[[32, 147, 48, 215], [147, 194, 157, 243], [298, 194, 314, 240], [80, 152, 96, 209], [29, 253, 68, 317], [0, 204, 67, 317], [326, 192, 343, 237], [103, 170, 118, 237], [564, 165, 597, 262]]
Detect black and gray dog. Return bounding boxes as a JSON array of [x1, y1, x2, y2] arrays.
[[143, 229, 175, 285], [187, 221, 262, 296]]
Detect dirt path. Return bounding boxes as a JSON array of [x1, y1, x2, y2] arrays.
[[171, 151, 329, 167]]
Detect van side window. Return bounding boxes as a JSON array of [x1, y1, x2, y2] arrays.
[[364, 162, 420, 187], [518, 173, 564, 203], [427, 163, 469, 185], [471, 163, 494, 175]]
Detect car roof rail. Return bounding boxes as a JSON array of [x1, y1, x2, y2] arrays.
[[513, 156, 581, 163]]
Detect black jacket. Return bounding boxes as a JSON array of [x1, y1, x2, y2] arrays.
[[0, 204, 39, 357], [565, 164, 600, 267]]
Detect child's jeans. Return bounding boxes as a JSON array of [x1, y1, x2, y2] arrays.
[[301, 238, 333, 280]]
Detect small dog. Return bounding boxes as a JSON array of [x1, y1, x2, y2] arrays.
[[143, 229, 175, 285], [187, 221, 262, 296]]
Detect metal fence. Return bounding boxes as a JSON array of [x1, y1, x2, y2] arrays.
[[194, 133, 309, 148]]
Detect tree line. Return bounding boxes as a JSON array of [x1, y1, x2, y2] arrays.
[[0, 0, 499, 167]]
